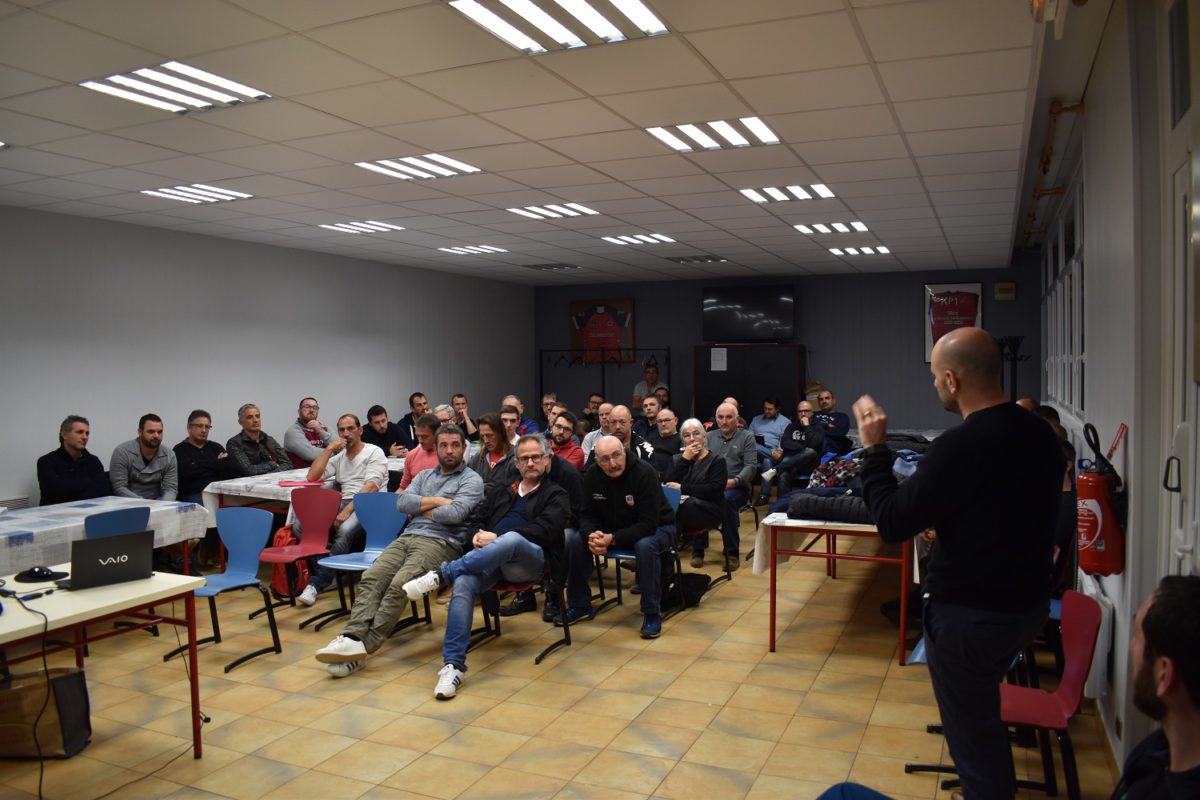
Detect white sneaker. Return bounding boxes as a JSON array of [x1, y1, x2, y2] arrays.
[[326, 660, 364, 679], [402, 570, 441, 601], [434, 663, 464, 700], [315, 635, 367, 664], [297, 584, 318, 606], [761, 468, 777, 482]]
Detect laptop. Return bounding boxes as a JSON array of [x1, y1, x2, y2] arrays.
[[55, 530, 154, 590]]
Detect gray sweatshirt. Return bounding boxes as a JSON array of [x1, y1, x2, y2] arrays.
[[109, 439, 178, 501], [395, 463, 484, 550], [706, 427, 757, 490]]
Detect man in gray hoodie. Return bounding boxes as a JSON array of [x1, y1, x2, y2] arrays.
[[110, 413, 177, 501]]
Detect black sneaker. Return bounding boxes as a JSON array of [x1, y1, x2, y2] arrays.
[[499, 589, 537, 617]]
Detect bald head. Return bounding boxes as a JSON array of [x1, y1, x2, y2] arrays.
[[715, 402, 739, 435], [933, 328, 1002, 386], [594, 435, 627, 477]]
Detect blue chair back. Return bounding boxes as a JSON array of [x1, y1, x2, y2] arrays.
[[216, 507, 274, 577], [352, 492, 407, 551], [661, 485, 681, 512], [85, 506, 151, 538]]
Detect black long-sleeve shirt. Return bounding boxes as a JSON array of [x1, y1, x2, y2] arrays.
[[581, 455, 674, 549], [173, 439, 235, 498], [37, 446, 109, 505], [860, 402, 1062, 612], [666, 451, 726, 504]]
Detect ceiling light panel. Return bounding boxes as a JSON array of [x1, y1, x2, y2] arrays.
[[356, 154, 482, 181], [449, 0, 667, 54], [80, 61, 270, 115], [601, 233, 675, 245], [646, 117, 779, 153], [666, 255, 729, 264], [521, 263, 583, 271], [793, 221, 869, 234], [507, 203, 599, 219], [319, 221, 406, 234], [740, 184, 837, 204], [829, 245, 892, 256], [439, 245, 509, 255], [140, 184, 253, 204]]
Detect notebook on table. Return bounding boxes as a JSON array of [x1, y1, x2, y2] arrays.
[[55, 530, 154, 590]]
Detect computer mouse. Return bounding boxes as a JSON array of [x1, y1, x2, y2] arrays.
[[27, 565, 56, 580]]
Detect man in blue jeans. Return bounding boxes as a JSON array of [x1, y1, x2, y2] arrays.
[[402, 435, 569, 700]]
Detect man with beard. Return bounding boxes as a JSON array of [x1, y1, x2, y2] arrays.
[[284, 397, 334, 468], [854, 327, 1062, 800], [547, 411, 584, 471], [110, 413, 177, 501]]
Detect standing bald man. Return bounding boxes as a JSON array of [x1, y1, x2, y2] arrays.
[[853, 328, 1062, 800]]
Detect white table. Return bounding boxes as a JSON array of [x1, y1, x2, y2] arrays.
[[0, 568, 206, 757], [0, 498, 210, 575], [202, 459, 407, 520]]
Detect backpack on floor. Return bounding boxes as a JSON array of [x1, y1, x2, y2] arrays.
[[269, 524, 309, 600]]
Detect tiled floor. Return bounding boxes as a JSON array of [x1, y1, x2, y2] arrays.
[[0, 520, 1121, 799]]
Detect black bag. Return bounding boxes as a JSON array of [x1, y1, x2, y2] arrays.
[[0, 668, 91, 759], [663, 568, 711, 611]]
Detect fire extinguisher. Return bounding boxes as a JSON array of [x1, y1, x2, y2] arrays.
[[1077, 423, 1126, 575]]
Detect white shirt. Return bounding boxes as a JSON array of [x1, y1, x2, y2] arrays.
[[322, 443, 389, 500]]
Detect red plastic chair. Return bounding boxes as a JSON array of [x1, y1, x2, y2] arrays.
[[999, 590, 1102, 800], [258, 487, 339, 610]]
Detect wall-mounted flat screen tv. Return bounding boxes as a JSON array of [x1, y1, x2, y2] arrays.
[[702, 285, 795, 342]]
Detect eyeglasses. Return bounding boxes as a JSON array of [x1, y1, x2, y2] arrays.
[[189, 423, 212, 429], [551, 424, 572, 433], [516, 454, 545, 463], [300, 404, 319, 411], [597, 454, 623, 464]]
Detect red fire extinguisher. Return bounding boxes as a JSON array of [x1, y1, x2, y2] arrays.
[[1077, 423, 1126, 575]]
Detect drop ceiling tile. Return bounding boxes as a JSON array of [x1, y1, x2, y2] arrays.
[[923, 170, 1018, 192], [213, 174, 324, 197], [221, 215, 306, 231], [225, 0, 424, 31], [0, 11, 157, 82], [444, 209, 529, 226], [607, 210, 696, 225], [626, 174, 730, 197], [34, 198, 127, 216], [842, 193, 929, 210], [0, 146, 105, 175], [856, 0, 1035, 62], [0, 165, 42, 184], [685, 12, 865, 79], [895, 91, 1028, 133], [407, 60, 582, 113], [0, 84, 164, 130], [7, 176, 114, 199], [666, 191, 752, 210], [833, 177, 926, 197], [450, 141, 571, 172], [732, 66, 886, 115], [540, 182, 659, 202], [134, 155, 257, 182], [928, 188, 1017, 205], [482, 99, 630, 141], [377, 116, 523, 150], [189, 35, 387, 97], [917, 150, 1020, 176], [307, 4, 515, 77], [293, 80, 459, 129], [0, 108, 89, 146], [34, 133, 180, 165], [282, 129, 413, 163], [709, 165, 821, 188], [277, 164, 395, 190], [345, 181, 455, 204], [472, 189, 579, 208], [107, 210, 198, 226], [40, 0, 286, 57], [597, 83, 753, 128], [770, 105, 898, 142], [401, 197, 493, 215], [543, 130, 664, 162], [592, 154, 703, 181], [539, 36, 715, 96], [200, 100, 359, 141], [499, 164, 613, 189], [815, 158, 917, 182], [935, 201, 1013, 217], [421, 173, 531, 198], [210, 197, 311, 216], [906, 125, 1025, 156], [794, 134, 909, 165], [654, 0, 841, 31], [0, 64, 59, 99], [879, 48, 1034, 102], [111, 118, 268, 154]]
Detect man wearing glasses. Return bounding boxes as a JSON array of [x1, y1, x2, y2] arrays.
[[173, 409, 233, 505], [284, 397, 334, 468], [548, 411, 585, 471], [645, 407, 681, 481]]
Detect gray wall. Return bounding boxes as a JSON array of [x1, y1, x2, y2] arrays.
[[0, 205, 535, 505], [533, 260, 1041, 429]]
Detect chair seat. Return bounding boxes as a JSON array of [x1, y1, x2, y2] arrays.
[[260, 545, 328, 563], [196, 572, 261, 597], [317, 549, 384, 572], [1001, 683, 1071, 730]]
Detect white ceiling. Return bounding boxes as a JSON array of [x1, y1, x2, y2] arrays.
[[0, 0, 1043, 285]]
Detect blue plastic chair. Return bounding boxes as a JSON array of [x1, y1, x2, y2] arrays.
[[299, 492, 408, 631], [84, 506, 150, 538], [164, 507, 281, 673]]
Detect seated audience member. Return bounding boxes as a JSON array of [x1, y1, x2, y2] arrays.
[[398, 392, 429, 452], [633, 395, 661, 438], [654, 385, 671, 409], [586, 405, 653, 466], [776, 401, 825, 496], [110, 413, 177, 501], [749, 397, 792, 505], [540, 393, 558, 430], [631, 361, 667, 409], [499, 404, 522, 445], [467, 413, 515, 484], [581, 402, 613, 458], [584, 436, 675, 638], [174, 409, 233, 505], [814, 389, 853, 455], [645, 407, 681, 481], [580, 392, 604, 429], [398, 413, 440, 491], [37, 415, 109, 505], [361, 405, 407, 457], [548, 411, 584, 470], [502, 394, 540, 435], [314, 424, 483, 677], [296, 414, 390, 606], [227, 404, 291, 476], [666, 418, 728, 569], [284, 397, 334, 468], [432, 404, 454, 426], [400, 435, 570, 699], [706, 403, 755, 572], [451, 393, 479, 442], [703, 396, 746, 430]]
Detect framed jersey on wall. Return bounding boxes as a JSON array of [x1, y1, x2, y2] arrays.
[[924, 283, 982, 362], [570, 298, 636, 364]]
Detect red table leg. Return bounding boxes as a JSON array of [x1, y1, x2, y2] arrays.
[[768, 525, 777, 652], [898, 539, 911, 666], [186, 592, 202, 758]]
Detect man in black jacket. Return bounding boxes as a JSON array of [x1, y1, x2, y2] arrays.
[[37, 415, 109, 505], [775, 400, 825, 496], [174, 409, 234, 504], [401, 435, 569, 700], [854, 328, 1062, 800], [583, 436, 675, 639]]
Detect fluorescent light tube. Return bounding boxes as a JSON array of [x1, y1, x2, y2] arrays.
[[423, 153, 481, 173], [134, 68, 237, 103], [740, 189, 768, 203], [565, 203, 598, 214], [81, 81, 185, 112], [553, 0, 623, 41], [677, 124, 720, 150], [320, 224, 358, 233], [609, 0, 667, 34], [171, 186, 231, 201], [832, 222, 850, 233], [545, 204, 579, 216], [851, 221, 868, 232], [478, 246, 507, 252], [829, 248, 843, 255], [650, 234, 675, 242], [193, 184, 251, 198], [707, 120, 749, 147], [107, 75, 211, 108], [647, 127, 691, 152], [845, 247, 859, 255], [861, 247, 875, 254], [739, 116, 779, 144], [763, 187, 788, 202], [379, 159, 434, 179], [526, 207, 561, 218], [400, 156, 456, 176], [786, 185, 812, 200], [162, 187, 220, 202], [813, 224, 831, 233], [878, 246, 891, 254], [450, 0, 548, 51], [635, 235, 658, 243], [602, 237, 628, 245], [795, 225, 814, 234], [618, 236, 642, 244], [356, 162, 413, 180], [502, 0, 585, 47], [811, 183, 835, 198], [509, 208, 543, 219], [161, 61, 269, 99], [141, 189, 201, 203], [365, 221, 405, 230]]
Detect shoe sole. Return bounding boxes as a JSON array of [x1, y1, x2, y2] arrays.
[[316, 649, 366, 664], [639, 629, 661, 639]]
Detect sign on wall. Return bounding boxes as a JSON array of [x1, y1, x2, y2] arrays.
[[569, 298, 636, 364], [924, 283, 982, 363]]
